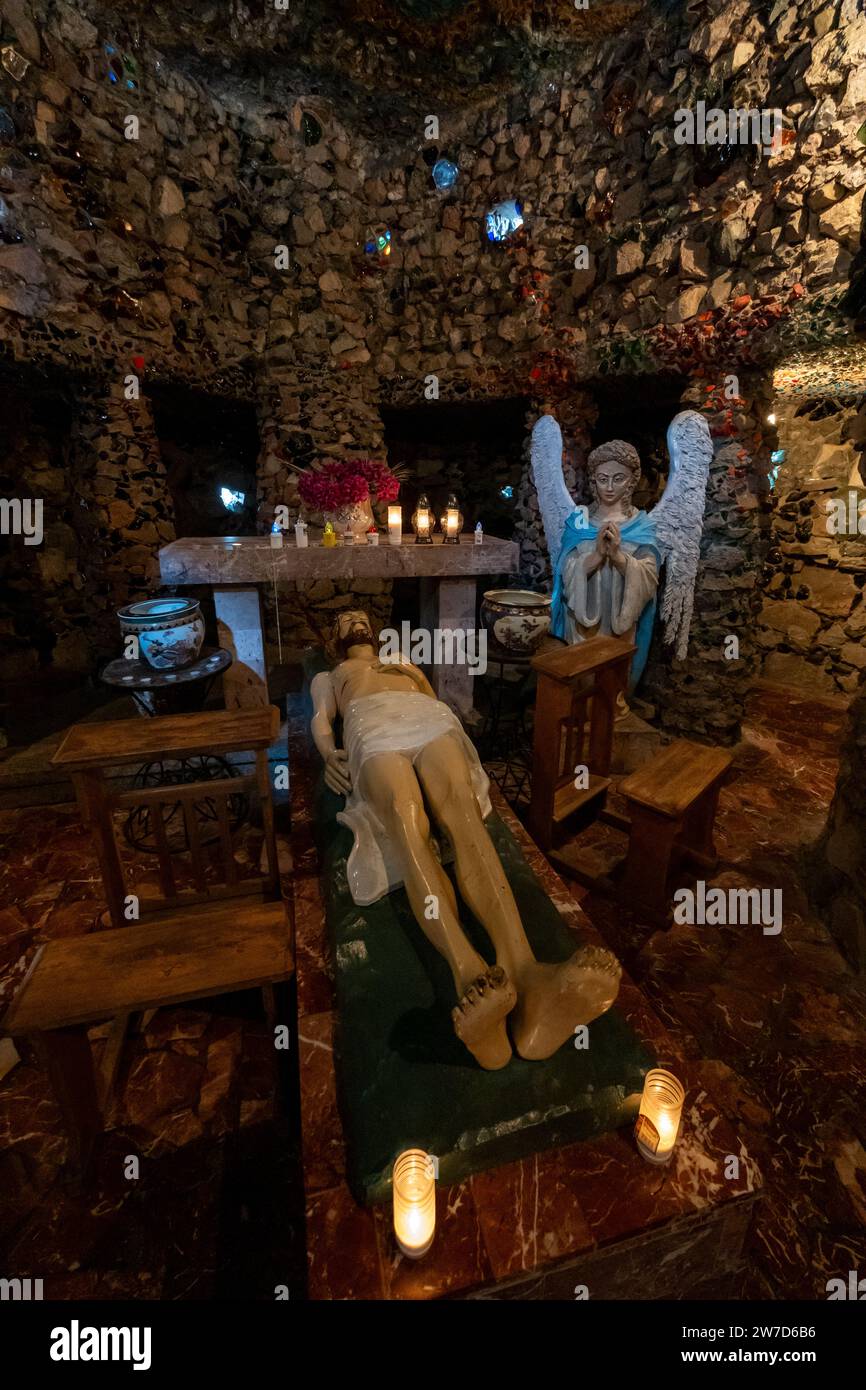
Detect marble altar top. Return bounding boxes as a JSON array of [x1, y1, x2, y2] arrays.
[[159, 534, 520, 585]]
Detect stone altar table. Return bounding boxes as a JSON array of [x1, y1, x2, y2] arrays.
[[159, 534, 519, 716]]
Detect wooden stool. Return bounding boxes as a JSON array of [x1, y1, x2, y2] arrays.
[[2, 706, 293, 1174], [618, 738, 733, 920]]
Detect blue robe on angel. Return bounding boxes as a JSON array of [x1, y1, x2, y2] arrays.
[[531, 410, 715, 693]]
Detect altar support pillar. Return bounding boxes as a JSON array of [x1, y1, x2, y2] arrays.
[[214, 586, 269, 709], [419, 576, 477, 723]]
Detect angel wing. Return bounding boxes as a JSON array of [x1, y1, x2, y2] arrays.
[[530, 412, 578, 570], [649, 409, 714, 659]]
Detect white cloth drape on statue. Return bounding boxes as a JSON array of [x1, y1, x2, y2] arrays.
[[337, 690, 492, 906]]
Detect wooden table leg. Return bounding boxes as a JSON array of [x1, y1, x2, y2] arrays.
[[680, 780, 724, 865], [529, 673, 573, 851], [622, 805, 682, 920], [72, 770, 129, 930], [214, 585, 269, 709], [35, 1025, 102, 1177]]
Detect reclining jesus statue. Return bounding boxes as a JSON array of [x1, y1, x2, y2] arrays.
[[310, 610, 621, 1070]]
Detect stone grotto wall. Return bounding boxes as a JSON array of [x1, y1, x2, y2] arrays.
[[0, 375, 175, 683], [638, 379, 773, 743], [1, 0, 865, 743], [757, 393, 866, 697]]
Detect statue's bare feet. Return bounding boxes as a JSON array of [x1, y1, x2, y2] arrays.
[[512, 945, 622, 1061], [452, 966, 517, 1070]]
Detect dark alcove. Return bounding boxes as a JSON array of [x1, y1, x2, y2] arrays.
[[151, 386, 259, 537], [382, 397, 529, 536], [382, 396, 529, 631]]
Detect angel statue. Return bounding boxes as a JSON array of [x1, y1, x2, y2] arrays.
[[530, 407, 714, 693]]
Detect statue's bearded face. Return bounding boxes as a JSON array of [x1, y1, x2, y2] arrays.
[[336, 610, 375, 656]]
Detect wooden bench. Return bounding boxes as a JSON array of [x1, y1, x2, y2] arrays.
[[3, 901, 293, 1173], [1, 706, 293, 1174], [618, 738, 733, 920]]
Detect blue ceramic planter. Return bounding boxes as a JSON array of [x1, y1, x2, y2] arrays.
[[118, 597, 205, 671]]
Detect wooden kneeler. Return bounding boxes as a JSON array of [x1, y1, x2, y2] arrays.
[[2, 707, 293, 1174], [528, 636, 635, 851], [617, 738, 733, 921]]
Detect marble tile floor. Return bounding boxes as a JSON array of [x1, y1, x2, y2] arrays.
[[553, 685, 866, 1300], [0, 683, 864, 1299], [0, 814, 306, 1299]]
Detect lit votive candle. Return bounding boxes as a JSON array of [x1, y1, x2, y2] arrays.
[[446, 508, 459, 539], [388, 504, 402, 545], [635, 1068, 685, 1165], [392, 1148, 436, 1259]]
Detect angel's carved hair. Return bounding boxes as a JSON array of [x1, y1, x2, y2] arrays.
[[586, 439, 642, 505]]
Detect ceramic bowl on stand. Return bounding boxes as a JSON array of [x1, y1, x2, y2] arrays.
[[480, 589, 552, 655], [117, 597, 206, 671]]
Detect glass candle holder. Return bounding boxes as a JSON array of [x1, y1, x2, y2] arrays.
[[635, 1069, 684, 1165], [411, 494, 434, 545], [440, 493, 462, 545], [387, 504, 402, 545], [392, 1148, 436, 1258]]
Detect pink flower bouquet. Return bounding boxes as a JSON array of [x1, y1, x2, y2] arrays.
[[293, 458, 404, 514]]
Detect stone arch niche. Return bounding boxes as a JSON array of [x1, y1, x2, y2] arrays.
[[150, 384, 260, 538]]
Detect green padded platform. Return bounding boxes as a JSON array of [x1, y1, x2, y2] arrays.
[[312, 775, 655, 1206]]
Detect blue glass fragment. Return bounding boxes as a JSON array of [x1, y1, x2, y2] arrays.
[[485, 199, 524, 242], [432, 158, 458, 190]]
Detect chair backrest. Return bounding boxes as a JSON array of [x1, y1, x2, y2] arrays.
[[52, 707, 281, 928], [111, 758, 279, 915]]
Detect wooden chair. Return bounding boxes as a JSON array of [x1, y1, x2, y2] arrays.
[[528, 636, 635, 851], [2, 706, 293, 1173]]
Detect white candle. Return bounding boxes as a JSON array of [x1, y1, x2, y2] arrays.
[[388, 504, 402, 546], [294, 520, 308, 549], [392, 1149, 436, 1259], [446, 508, 459, 537], [635, 1069, 684, 1165], [270, 528, 283, 548]]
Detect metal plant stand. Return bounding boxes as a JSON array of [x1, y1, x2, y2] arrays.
[[476, 640, 537, 811]]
